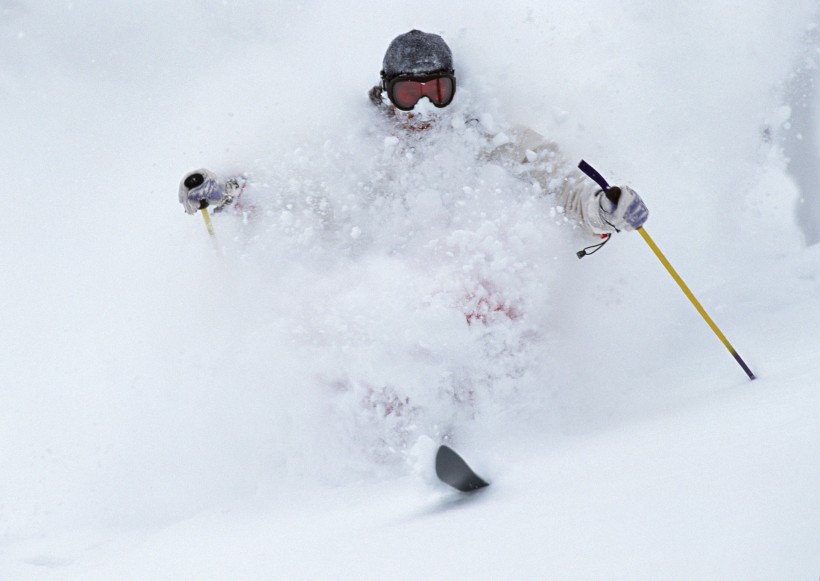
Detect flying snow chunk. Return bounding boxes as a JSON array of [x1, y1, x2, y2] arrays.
[[491, 132, 510, 148]]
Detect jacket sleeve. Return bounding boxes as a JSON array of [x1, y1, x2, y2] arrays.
[[488, 126, 614, 235]]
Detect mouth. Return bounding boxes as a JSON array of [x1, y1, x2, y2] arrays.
[[397, 111, 434, 131]]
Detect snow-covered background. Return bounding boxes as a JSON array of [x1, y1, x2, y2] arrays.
[[2, 1, 819, 578]]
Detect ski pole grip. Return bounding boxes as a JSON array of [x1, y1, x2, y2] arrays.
[[578, 159, 610, 190], [605, 186, 621, 205], [578, 159, 620, 204]]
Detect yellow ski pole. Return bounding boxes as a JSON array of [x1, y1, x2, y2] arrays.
[[200, 207, 216, 237], [578, 160, 756, 381], [197, 200, 221, 252], [636, 226, 755, 380]]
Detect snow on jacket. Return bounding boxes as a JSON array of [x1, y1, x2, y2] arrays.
[[368, 88, 612, 236], [485, 124, 612, 236]]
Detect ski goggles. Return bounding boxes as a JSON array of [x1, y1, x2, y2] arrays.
[[382, 72, 456, 111]]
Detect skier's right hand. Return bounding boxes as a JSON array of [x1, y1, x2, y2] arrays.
[[178, 169, 232, 214], [598, 185, 649, 232]]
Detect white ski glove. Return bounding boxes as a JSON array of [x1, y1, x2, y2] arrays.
[[598, 185, 648, 231], [178, 169, 235, 215]]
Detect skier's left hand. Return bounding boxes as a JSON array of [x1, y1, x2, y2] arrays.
[[178, 169, 232, 215], [598, 185, 649, 231]]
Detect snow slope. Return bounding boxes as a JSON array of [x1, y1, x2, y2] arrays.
[[1, 1, 819, 579]]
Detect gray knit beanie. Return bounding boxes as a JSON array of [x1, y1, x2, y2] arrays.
[[381, 30, 454, 79]]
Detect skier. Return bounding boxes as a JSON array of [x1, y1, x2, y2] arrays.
[[177, 30, 651, 470], [179, 29, 648, 238]]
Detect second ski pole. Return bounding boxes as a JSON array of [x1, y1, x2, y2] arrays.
[[200, 206, 216, 238]]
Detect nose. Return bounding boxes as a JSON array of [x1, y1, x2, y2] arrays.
[[184, 173, 205, 190]]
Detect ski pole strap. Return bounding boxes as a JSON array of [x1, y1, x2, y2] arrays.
[[578, 159, 621, 207], [575, 160, 615, 259], [578, 159, 611, 191]]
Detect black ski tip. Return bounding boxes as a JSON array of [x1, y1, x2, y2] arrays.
[[435, 445, 489, 492]]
